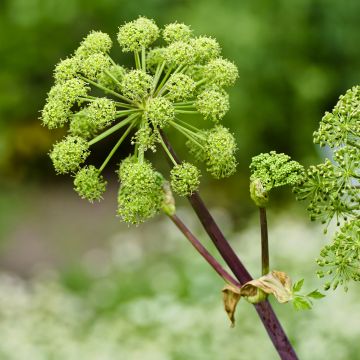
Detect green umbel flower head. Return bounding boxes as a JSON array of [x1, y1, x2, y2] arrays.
[[163, 22, 192, 43], [74, 165, 107, 202], [117, 17, 159, 52], [117, 159, 164, 224], [50, 136, 90, 174], [170, 162, 201, 196], [42, 17, 239, 223]]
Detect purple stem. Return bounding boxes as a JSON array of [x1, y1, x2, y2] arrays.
[[169, 213, 240, 287], [159, 130, 298, 360]]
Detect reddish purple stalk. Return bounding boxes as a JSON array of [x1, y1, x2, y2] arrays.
[[159, 130, 298, 360]]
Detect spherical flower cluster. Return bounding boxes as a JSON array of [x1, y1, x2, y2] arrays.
[[75, 31, 112, 58], [196, 88, 229, 121], [121, 70, 153, 101], [165, 41, 196, 66], [163, 23, 192, 43], [166, 73, 196, 101], [145, 97, 175, 128], [117, 17, 159, 52], [250, 151, 304, 192], [98, 64, 126, 92], [42, 17, 239, 222], [80, 53, 111, 81], [85, 98, 117, 129], [69, 110, 98, 139], [41, 79, 89, 129], [313, 86, 360, 148], [74, 165, 107, 202], [117, 159, 164, 224], [204, 58, 239, 87], [50, 136, 90, 174], [170, 162, 201, 196], [204, 126, 237, 178], [190, 36, 221, 64]]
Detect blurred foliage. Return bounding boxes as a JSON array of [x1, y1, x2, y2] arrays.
[[0, 0, 359, 184]]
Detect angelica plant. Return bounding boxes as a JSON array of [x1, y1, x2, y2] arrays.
[[294, 86, 360, 291]]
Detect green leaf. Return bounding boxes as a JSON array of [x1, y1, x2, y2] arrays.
[[307, 290, 326, 299], [292, 279, 304, 293], [293, 296, 312, 311]]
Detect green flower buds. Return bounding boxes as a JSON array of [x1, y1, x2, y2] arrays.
[[145, 97, 175, 128], [98, 64, 126, 92], [165, 41, 196, 66], [190, 36, 221, 64], [163, 22, 192, 43], [69, 110, 98, 139], [41, 79, 89, 129], [117, 159, 164, 224], [74, 165, 107, 202], [121, 70, 153, 101], [170, 162, 201, 196], [196, 88, 229, 121], [85, 98, 117, 129], [50, 136, 90, 174], [117, 17, 159, 52], [204, 58, 238, 87], [146, 47, 166, 73], [250, 179, 269, 208], [166, 73, 196, 101], [250, 151, 304, 192], [75, 31, 112, 58], [80, 53, 111, 81], [54, 57, 79, 83]]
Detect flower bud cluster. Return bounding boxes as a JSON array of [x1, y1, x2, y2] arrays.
[[98, 65, 126, 92], [163, 23, 192, 43], [313, 86, 360, 148], [74, 165, 107, 202], [204, 58, 239, 87], [316, 220, 360, 291], [170, 162, 201, 196], [69, 110, 98, 139], [121, 70, 153, 101], [85, 98, 117, 129], [145, 97, 174, 128], [196, 88, 229, 121], [50, 136, 90, 174], [75, 31, 112, 58], [117, 159, 164, 224], [166, 73, 196, 101], [250, 151, 304, 193], [117, 17, 159, 52]]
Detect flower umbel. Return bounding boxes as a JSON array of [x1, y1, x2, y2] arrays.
[[41, 17, 239, 223]]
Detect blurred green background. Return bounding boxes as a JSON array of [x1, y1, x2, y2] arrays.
[[0, 0, 359, 359]]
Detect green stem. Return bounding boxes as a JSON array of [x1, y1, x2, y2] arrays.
[[141, 46, 146, 72], [115, 109, 142, 116], [158, 131, 178, 166], [154, 65, 174, 96], [176, 118, 201, 133], [259, 207, 269, 276], [99, 122, 135, 173], [134, 51, 141, 70], [88, 113, 138, 146], [79, 75, 132, 103], [175, 110, 198, 114], [152, 61, 166, 94], [169, 120, 204, 148]]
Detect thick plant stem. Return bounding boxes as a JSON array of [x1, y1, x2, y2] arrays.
[[168, 213, 240, 287], [259, 207, 269, 275], [159, 130, 298, 360]]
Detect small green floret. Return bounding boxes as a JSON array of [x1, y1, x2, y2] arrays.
[[75, 31, 112, 58], [117, 17, 159, 52], [170, 162, 201, 196], [166, 73, 196, 101], [121, 70, 153, 101], [204, 126, 237, 178], [205, 58, 238, 87], [74, 165, 107, 202], [190, 37, 221, 64], [69, 110, 98, 139], [98, 64, 126, 92], [50, 136, 90, 174], [85, 98, 117, 129], [250, 151, 304, 193], [145, 97, 175, 128], [80, 53, 111, 81], [196, 88, 229, 121], [163, 23, 192, 43], [146, 47, 166, 73], [117, 159, 164, 224], [165, 41, 196, 66], [54, 57, 79, 83]]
